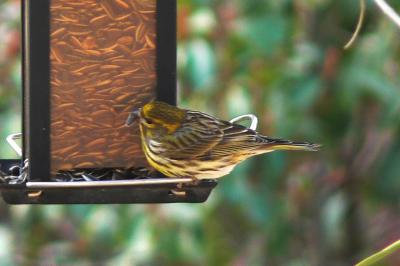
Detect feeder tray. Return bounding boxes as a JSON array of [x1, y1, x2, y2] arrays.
[[0, 0, 219, 204], [0, 159, 217, 204]]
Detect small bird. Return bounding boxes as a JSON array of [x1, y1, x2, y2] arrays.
[[126, 101, 319, 180]]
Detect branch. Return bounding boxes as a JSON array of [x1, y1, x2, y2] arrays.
[[344, 0, 400, 49], [355, 239, 400, 266], [344, 0, 366, 49]]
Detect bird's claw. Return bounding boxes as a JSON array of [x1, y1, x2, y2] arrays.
[[170, 178, 199, 197]]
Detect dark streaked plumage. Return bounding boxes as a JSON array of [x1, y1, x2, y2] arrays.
[[127, 101, 320, 180]]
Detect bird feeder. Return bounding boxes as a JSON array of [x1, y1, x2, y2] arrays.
[[0, 0, 217, 204]]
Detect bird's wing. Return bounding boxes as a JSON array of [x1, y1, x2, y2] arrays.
[[159, 111, 224, 159], [204, 122, 266, 158], [209, 123, 320, 157]]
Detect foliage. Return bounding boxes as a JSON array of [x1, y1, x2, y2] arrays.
[[0, 0, 399, 265]]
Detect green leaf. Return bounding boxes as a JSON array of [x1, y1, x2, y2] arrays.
[[239, 14, 288, 57], [186, 39, 216, 90]]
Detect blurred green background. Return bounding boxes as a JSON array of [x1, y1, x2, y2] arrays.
[[1, 0, 400, 265]]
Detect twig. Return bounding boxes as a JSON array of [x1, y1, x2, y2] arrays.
[[344, 0, 400, 49], [355, 239, 400, 266], [374, 0, 400, 28], [344, 0, 366, 49]]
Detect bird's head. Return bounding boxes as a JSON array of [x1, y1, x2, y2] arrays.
[[126, 101, 185, 136]]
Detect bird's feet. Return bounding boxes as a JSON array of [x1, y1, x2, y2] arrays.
[[170, 178, 199, 196], [189, 178, 200, 186]]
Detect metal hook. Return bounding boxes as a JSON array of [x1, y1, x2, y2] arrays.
[[1, 159, 29, 185], [230, 114, 258, 130], [6, 133, 22, 157], [9, 159, 28, 184]]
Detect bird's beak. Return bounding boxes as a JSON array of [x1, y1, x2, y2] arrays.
[[125, 109, 140, 126]]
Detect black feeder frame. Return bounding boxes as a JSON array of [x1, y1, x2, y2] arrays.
[[0, 0, 217, 204]]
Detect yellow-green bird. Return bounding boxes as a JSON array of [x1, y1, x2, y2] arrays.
[[126, 101, 319, 180]]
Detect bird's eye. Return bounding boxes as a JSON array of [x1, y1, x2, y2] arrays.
[[144, 118, 154, 125]]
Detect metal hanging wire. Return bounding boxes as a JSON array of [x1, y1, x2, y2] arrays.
[[6, 133, 22, 157], [0, 133, 26, 184], [229, 114, 258, 130]]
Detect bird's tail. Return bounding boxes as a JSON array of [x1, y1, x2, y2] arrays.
[[261, 137, 321, 152]]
